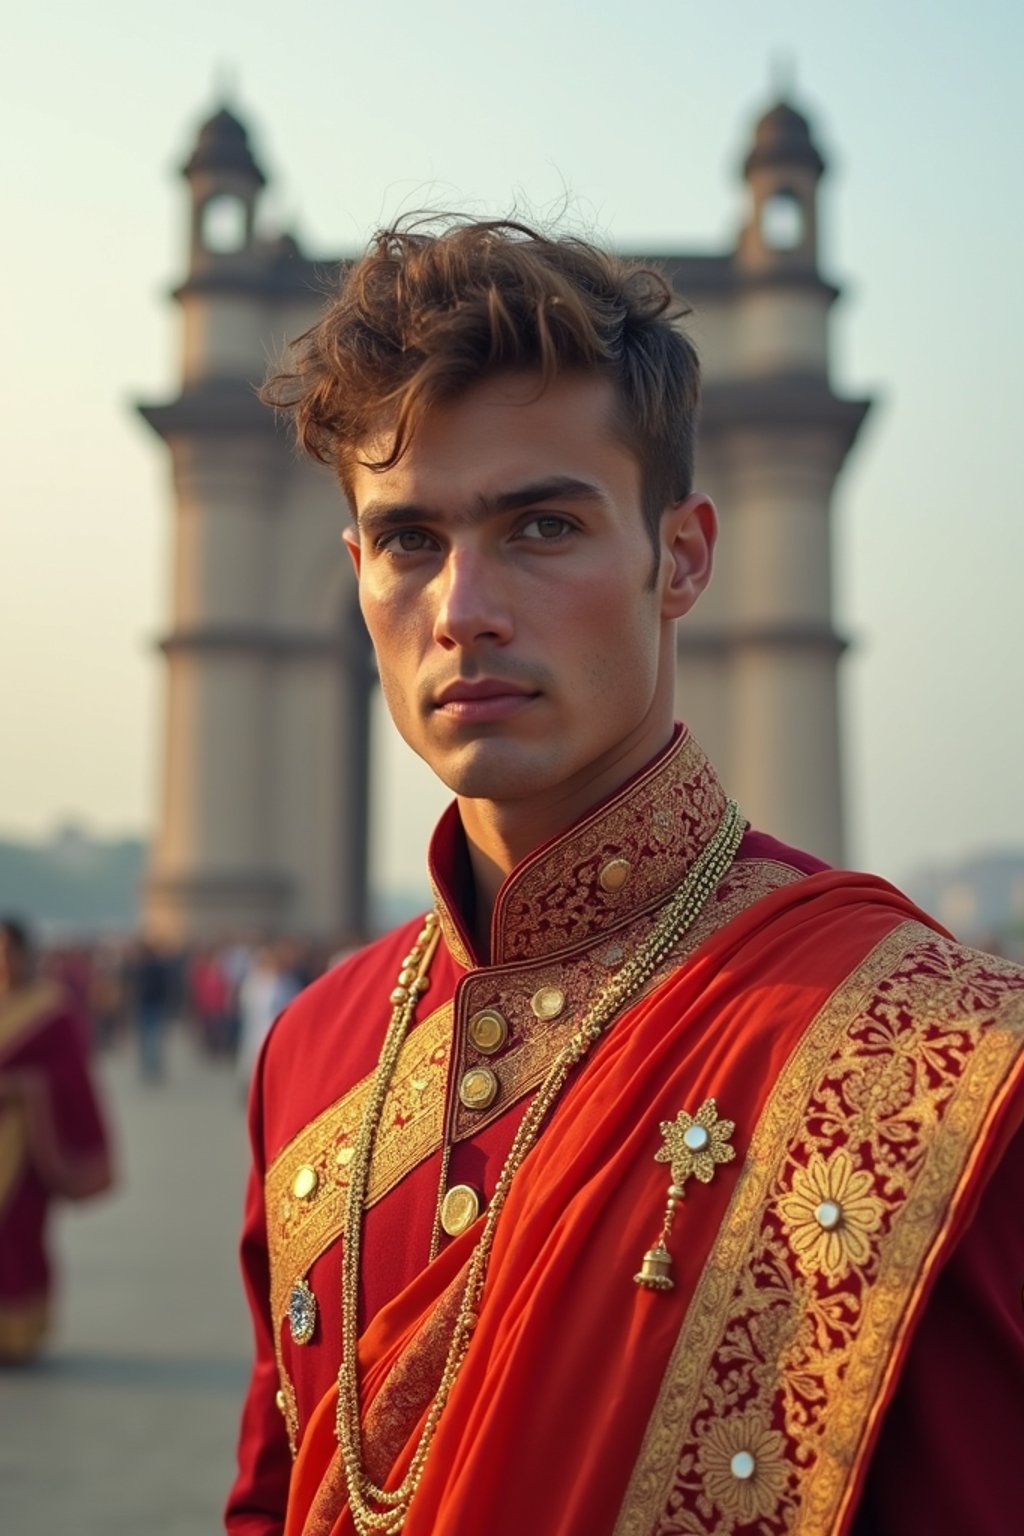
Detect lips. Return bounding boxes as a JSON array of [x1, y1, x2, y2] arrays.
[[433, 678, 539, 706], [432, 678, 542, 723]]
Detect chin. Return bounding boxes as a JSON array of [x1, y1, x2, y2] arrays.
[[425, 737, 558, 802]]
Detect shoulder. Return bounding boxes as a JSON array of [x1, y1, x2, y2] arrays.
[[725, 834, 1024, 1047], [737, 827, 832, 879]]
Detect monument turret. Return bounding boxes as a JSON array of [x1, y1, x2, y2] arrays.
[[672, 98, 870, 865], [138, 106, 372, 944]]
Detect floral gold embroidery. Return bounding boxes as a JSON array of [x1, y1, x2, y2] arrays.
[[615, 924, 1024, 1536], [777, 1150, 884, 1283], [696, 1412, 789, 1524], [454, 729, 728, 965]]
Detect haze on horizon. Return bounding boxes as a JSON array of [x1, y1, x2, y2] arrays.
[[3, 0, 1022, 898]]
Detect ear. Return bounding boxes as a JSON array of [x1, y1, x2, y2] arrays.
[[342, 525, 362, 577], [659, 493, 717, 620]]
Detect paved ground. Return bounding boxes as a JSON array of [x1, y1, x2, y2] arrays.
[[0, 1030, 254, 1535]]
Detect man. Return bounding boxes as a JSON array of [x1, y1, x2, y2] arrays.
[[127, 935, 171, 1082], [237, 946, 304, 1095], [227, 220, 1024, 1536], [0, 917, 113, 1361]]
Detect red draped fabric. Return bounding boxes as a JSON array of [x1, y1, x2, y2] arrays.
[[0, 981, 113, 1360], [282, 872, 1024, 1535]]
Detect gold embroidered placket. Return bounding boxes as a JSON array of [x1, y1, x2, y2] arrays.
[[336, 800, 746, 1535]]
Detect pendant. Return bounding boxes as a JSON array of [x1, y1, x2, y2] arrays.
[[635, 1098, 736, 1292], [288, 1276, 318, 1344]]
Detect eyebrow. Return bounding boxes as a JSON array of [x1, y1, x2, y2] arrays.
[[356, 475, 613, 531]]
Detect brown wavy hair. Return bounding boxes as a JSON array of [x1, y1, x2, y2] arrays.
[[261, 216, 701, 550]]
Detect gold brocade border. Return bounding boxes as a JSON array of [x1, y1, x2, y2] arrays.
[[452, 859, 805, 1145], [430, 730, 727, 968], [495, 731, 725, 964], [0, 1104, 29, 1220], [0, 982, 61, 1056], [266, 1001, 453, 1455], [265, 1001, 455, 1332], [0, 1294, 49, 1362], [0, 983, 61, 1224], [614, 923, 1024, 1536]]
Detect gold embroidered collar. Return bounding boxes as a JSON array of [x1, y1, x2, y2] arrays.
[[427, 727, 729, 969]]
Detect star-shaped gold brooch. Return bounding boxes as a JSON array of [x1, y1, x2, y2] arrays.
[[635, 1098, 738, 1292], [655, 1097, 736, 1190]]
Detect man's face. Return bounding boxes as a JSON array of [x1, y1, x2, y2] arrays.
[[346, 371, 708, 811]]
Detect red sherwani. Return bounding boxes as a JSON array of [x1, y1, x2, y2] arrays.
[[227, 729, 1024, 1535], [0, 979, 113, 1359]]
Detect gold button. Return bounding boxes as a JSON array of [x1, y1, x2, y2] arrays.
[[530, 986, 565, 1021], [459, 1066, 499, 1110], [599, 857, 632, 893], [275, 1389, 286, 1413], [468, 1008, 508, 1054], [292, 1165, 319, 1200], [439, 1184, 482, 1237], [336, 1146, 354, 1166]]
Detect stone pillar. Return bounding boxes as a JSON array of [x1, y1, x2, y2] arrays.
[[677, 99, 871, 863], [137, 106, 373, 942]]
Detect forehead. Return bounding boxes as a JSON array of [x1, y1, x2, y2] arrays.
[[349, 371, 639, 516]]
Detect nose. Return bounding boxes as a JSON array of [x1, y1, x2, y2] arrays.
[[432, 547, 514, 651]]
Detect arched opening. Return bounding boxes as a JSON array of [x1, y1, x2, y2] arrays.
[[200, 193, 249, 254], [761, 190, 805, 252]]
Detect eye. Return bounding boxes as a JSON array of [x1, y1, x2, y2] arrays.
[[376, 528, 438, 555], [518, 514, 575, 542]]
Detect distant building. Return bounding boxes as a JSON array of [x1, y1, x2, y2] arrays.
[[910, 852, 1024, 947], [137, 98, 871, 943], [0, 828, 146, 936]]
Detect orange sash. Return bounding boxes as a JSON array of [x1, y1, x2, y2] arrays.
[[284, 872, 1024, 1536]]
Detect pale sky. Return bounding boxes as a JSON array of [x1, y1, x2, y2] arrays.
[[2, 0, 1022, 895]]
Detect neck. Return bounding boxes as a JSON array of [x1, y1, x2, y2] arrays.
[[457, 720, 676, 959]]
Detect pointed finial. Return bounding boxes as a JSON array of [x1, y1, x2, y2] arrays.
[[770, 51, 797, 102], [214, 61, 240, 108]]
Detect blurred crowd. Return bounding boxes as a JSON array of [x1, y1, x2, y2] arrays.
[[1, 916, 367, 1364], [39, 931, 365, 1088]]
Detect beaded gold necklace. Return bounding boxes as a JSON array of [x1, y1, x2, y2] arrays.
[[336, 798, 744, 1535]]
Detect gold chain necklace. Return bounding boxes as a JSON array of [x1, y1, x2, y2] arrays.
[[336, 798, 744, 1535]]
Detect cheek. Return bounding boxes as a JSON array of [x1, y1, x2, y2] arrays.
[[561, 573, 657, 657], [361, 587, 405, 657], [376, 668, 410, 726], [361, 594, 422, 704], [581, 594, 661, 705]]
